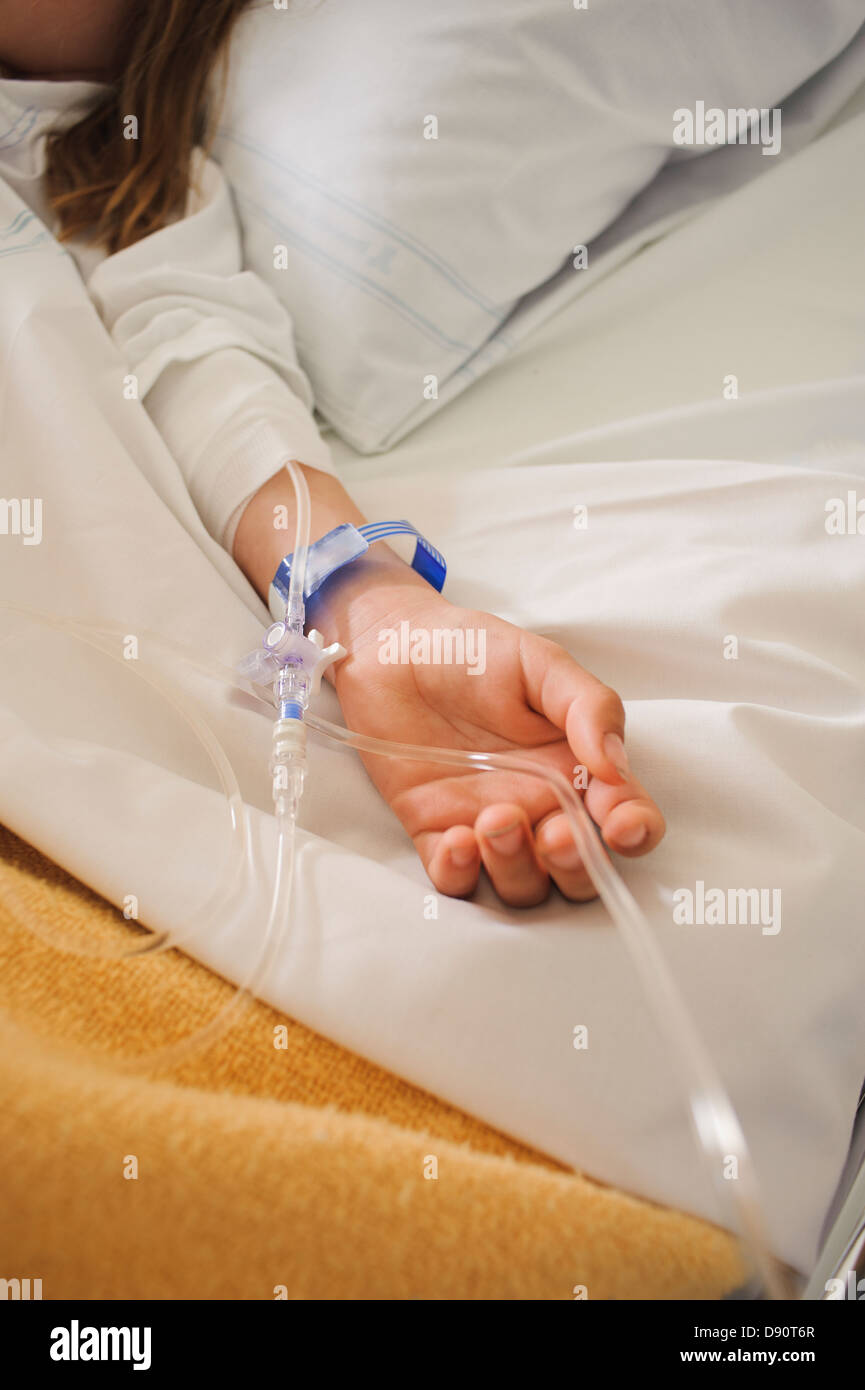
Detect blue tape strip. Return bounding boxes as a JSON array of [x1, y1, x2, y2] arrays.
[[358, 521, 446, 591], [270, 520, 446, 618]]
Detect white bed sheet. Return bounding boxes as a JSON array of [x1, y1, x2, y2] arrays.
[[1, 102, 864, 1275]]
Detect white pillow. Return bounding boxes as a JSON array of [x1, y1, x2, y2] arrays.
[[216, 0, 864, 453]]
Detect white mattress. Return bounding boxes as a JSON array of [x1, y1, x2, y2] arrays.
[[1, 91, 864, 1276]]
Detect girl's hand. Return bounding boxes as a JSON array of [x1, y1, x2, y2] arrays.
[[234, 464, 665, 906], [325, 581, 665, 907]]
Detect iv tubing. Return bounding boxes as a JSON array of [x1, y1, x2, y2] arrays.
[[300, 710, 793, 1300], [0, 604, 248, 962], [149, 458, 314, 1069], [0, 461, 314, 1065], [0, 602, 306, 1083], [284, 458, 311, 635], [0, 455, 792, 1295]]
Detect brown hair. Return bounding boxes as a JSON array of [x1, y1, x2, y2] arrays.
[[44, 0, 254, 255]]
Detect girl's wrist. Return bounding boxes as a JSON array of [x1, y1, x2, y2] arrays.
[[232, 462, 365, 597], [232, 461, 443, 661], [311, 551, 437, 669]]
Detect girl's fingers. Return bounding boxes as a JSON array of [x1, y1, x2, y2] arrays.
[[585, 768, 666, 856], [416, 776, 662, 907], [519, 635, 630, 786], [520, 634, 664, 852], [475, 803, 549, 908], [533, 811, 598, 902], [420, 824, 481, 898]]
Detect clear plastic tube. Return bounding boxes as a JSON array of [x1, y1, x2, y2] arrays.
[[0, 610, 302, 1085], [141, 462, 311, 1066], [0, 603, 249, 963], [119, 804, 297, 1076], [299, 709, 795, 1301], [141, 460, 313, 1069], [284, 458, 311, 635], [0, 449, 794, 1295], [0, 459, 315, 1072], [0, 601, 791, 1294]]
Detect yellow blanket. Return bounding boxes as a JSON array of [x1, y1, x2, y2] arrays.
[[0, 825, 742, 1299]]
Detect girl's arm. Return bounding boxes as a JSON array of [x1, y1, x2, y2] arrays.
[[81, 143, 664, 907], [87, 152, 337, 554]]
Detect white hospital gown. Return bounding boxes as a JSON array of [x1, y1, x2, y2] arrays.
[[0, 74, 336, 553]]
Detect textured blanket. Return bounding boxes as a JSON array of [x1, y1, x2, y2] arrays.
[[0, 826, 741, 1300]]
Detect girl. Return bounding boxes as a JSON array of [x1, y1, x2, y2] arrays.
[[0, 0, 665, 907]]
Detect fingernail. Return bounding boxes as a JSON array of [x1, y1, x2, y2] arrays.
[[482, 820, 523, 856], [449, 843, 476, 869], [615, 823, 647, 849], [603, 732, 630, 781]]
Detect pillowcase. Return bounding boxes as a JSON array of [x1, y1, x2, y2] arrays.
[[216, 0, 865, 453]]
